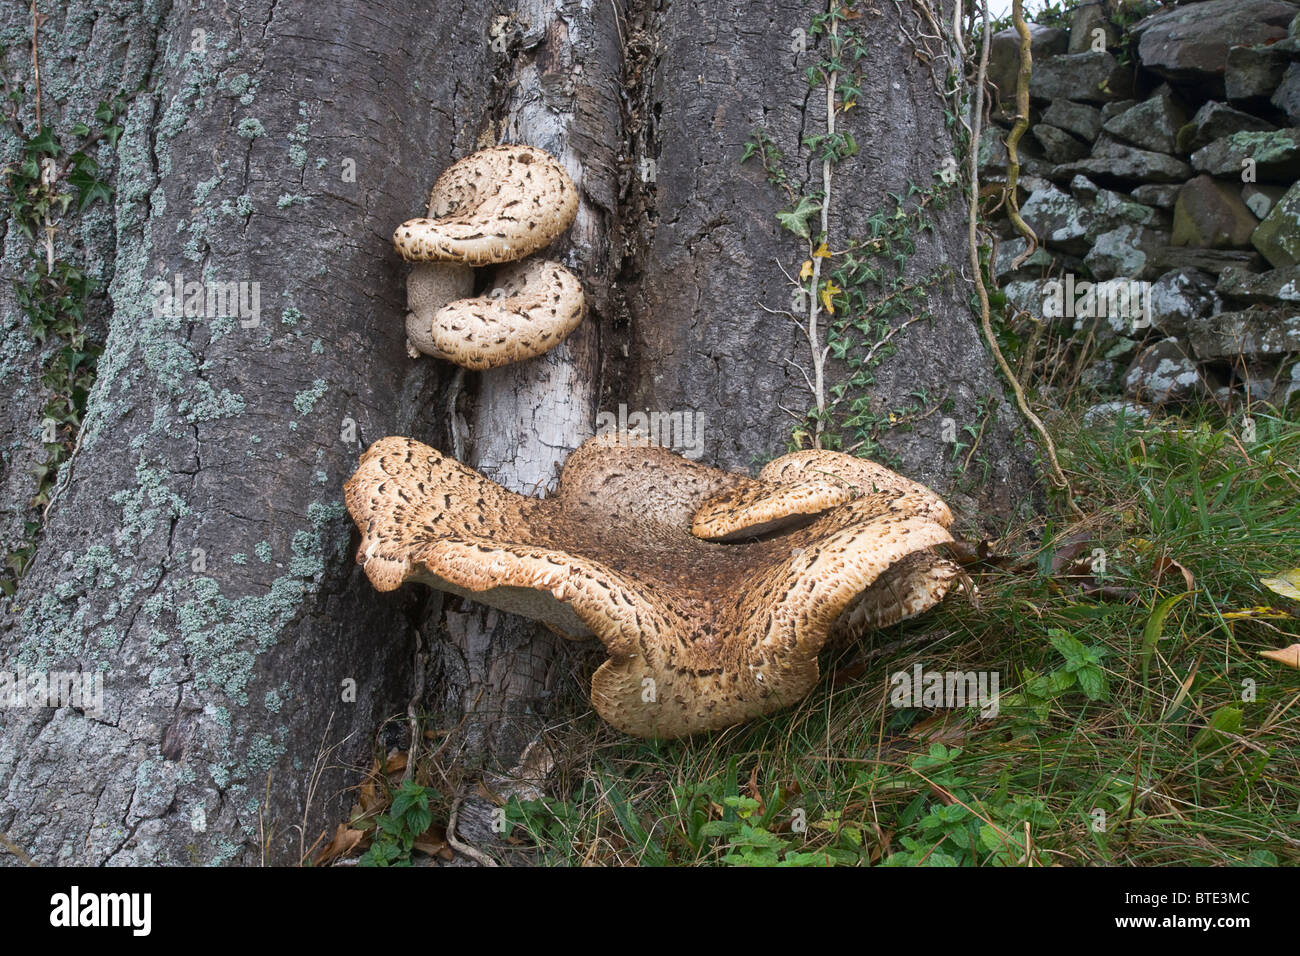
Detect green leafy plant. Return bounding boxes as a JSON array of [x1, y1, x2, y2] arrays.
[[358, 780, 437, 867], [881, 744, 1054, 866], [741, 2, 958, 459]]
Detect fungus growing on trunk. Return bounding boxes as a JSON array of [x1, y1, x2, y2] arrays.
[[393, 144, 584, 367], [345, 435, 957, 738]]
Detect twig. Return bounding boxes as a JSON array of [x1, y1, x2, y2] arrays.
[[803, 7, 842, 448], [29, 1, 42, 130], [1003, 0, 1039, 270], [967, 0, 1081, 517], [0, 829, 36, 866]]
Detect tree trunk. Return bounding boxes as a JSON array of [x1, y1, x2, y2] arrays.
[[0, 0, 1033, 866]]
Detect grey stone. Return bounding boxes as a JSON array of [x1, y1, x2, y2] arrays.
[[1147, 268, 1221, 338], [1079, 355, 1125, 391], [1070, 174, 1102, 203], [1084, 225, 1167, 280], [995, 237, 1056, 280], [1069, 2, 1119, 55], [1042, 99, 1104, 141], [1185, 307, 1300, 359], [1053, 144, 1193, 185], [1174, 101, 1276, 155], [1252, 180, 1300, 267], [1217, 265, 1300, 303], [1272, 62, 1300, 126], [1191, 128, 1300, 183], [989, 24, 1069, 105], [1003, 277, 1065, 323], [1068, 278, 1155, 341], [1131, 184, 1182, 209], [1032, 123, 1089, 162], [1133, 0, 1296, 91], [1101, 99, 1137, 121], [1030, 51, 1132, 103], [1082, 400, 1153, 426], [1225, 43, 1294, 105], [978, 125, 1055, 180], [1243, 183, 1287, 219], [1102, 94, 1188, 155], [1021, 182, 1093, 253], [1171, 175, 1260, 249], [1086, 187, 1165, 242], [1151, 247, 1268, 275], [1124, 338, 1209, 404]]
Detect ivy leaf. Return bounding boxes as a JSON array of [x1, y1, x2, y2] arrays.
[[26, 126, 59, 156], [776, 195, 821, 240]]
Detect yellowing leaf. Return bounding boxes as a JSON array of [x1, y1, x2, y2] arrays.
[[820, 281, 841, 314], [813, 242, 831, 258], [1261, 570, 1300, 602], [799, 260, 813, 280], [1259, 644, 1300, 669], [1222, 607, 1293, 620]]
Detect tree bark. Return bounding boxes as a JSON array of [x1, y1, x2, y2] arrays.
[[0, 0, 1034, 866]]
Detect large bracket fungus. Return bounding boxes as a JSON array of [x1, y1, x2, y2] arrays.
[[345, 435, 958, 739], [393, 145, 585, 369]]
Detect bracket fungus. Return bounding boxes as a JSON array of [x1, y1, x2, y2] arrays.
[[393, 144, 585, 368], [345, 435, 959, 739]]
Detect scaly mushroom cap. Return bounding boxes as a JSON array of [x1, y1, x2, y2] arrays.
[[693, 449, 958, 636], [393, 145, 579, 265], [692, 449, 952, 541], [345, 435, 956, 738], [410, 258, 586, 370]]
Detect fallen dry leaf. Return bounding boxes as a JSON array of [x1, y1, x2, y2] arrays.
[[1154, 555, 1195, 592], [412, 825, 451, 859], [1222, 607, 1293, 620], [383, 751, 408, 775], [315, 823, 366, 866], [1261, 570, 1300, 602], [1259, 644, 1300, 669]]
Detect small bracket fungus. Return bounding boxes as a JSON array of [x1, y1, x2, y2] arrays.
[[345, 435, 958, 739], [393, 145, 585, 368]]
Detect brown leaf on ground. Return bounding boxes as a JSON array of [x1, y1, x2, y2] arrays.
[[412, 825, 451, 859], [315, 823, 366, 865], [1154, 555, 1195, 591], [1048, 531, 1094, 576], [1260, 644, 1300, 669], [383, 751, 408, 775]]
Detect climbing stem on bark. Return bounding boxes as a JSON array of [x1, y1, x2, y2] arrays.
[[1002, 0, 1039, 269], [968, 0, 1080, 517]]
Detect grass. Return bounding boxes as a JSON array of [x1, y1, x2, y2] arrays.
[[421, 401, 1299, 867]]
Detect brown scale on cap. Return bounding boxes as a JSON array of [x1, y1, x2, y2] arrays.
[[345, 435, 956, 739], [396, 145, 585, 367], [393, 145, 579, 265], [692, 449, 952, 541]]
